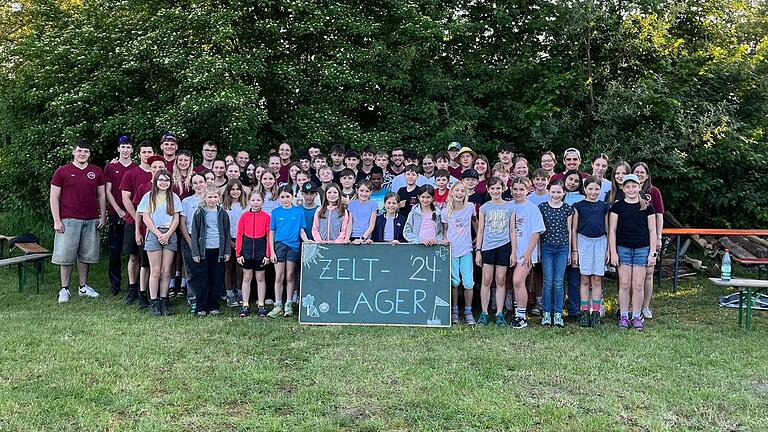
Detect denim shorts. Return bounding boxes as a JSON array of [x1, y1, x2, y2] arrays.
[[144, 229, 178, 252], [617, 245, 650, 267], [52, 218, 100, 265], [274, 241, 300, 263]]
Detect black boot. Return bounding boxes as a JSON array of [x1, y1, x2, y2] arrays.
[[149, 299, 162, 316], [160, 297, 171, 316], [123, 285, 138, 304], [138, 292, 150, 309]]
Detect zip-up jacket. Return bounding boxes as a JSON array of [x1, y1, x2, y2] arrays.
[[312, 206, 350, 243], [236, 209, 271, 259], [372, 214, 407, 243], [191, 205, 231, 260]]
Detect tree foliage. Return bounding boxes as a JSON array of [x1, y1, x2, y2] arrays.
[[1, 0, 767, 227]]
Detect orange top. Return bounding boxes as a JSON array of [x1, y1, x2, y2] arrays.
[[662, 228, 768, 236]]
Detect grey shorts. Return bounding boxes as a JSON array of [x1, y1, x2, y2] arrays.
[[144, 229, 178, 252], [577, 233, 608, 276], [52, 218, 100, 265]]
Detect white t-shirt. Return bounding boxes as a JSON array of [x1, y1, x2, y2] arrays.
[[511, 200, 546, 264], [137, 192, 182, 229]]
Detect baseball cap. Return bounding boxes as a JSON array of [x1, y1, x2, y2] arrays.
[[621, 174, 640, 185], [462, 169, 479, 180], [147, 155, 167, 166], [302, 182, 318, 193], [161, 133, 177, 143], [447, 142, 462, 151], [563, 147, 581, 158]]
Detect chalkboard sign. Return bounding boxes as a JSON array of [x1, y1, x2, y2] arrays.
[[299, 243, 451, 327]]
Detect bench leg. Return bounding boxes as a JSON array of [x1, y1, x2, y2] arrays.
[[673, 235, 681, 293], [18, 263, 26, 293], [738, 290, 743, 327], [35, 260, 42, 294], [746, 286, 753, 332]]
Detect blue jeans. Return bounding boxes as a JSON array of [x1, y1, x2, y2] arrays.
[[541, 243, 568, 315]]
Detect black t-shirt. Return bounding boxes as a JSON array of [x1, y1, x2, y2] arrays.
[[610, 200, 656, 248], [397, 186, 420, 221]]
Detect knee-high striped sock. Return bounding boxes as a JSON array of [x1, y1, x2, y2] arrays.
[[592, 299, 602, 312], [580, 300, 590, 312]]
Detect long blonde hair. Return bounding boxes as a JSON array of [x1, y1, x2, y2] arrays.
[[172, 151, 194, 196], [445, 181, 468, 218]]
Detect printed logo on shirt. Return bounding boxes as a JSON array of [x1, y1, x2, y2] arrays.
[[515, 214, 526, 238], [87, 171, 96, 180], [486, 209, 508, 233]]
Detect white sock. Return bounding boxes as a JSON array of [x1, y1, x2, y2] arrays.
[[180, 277, 187, 288]]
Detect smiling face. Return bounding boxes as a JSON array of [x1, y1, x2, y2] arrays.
[[362, 151, 374, 166], [308, 146, 320, 159], [212, 160, 226, 178], [155, 173, 171, 191], [118, 143, 133, 159], [268, 156, 281, 173], [229, 183, 242, 199], [226, 164, 240, 180], [356, 184, 371, 201], [225, 155, 235, 166], [254, 166, 265, 181], [584, 181, 601, 201], [191, 175, 207, 194], [622, 181, 640, 199], [289, 165, 300, 181], [246, 164, 255, 179], [514, 160, 529, 179], [422, 157, 435, 174], [279, 191, 293, 207], [149, 160, 167, 176], [384, 196, 399, 214], [176, 154, 191, 171], [633, 165, 648, 185], [541, 154, 555, 171], [451, 183, 466, 201], [462, 177, 478, 190], [72, 146, 91, 164], [532, 176, 548, 191], [548, 184, 564, 203], [345, 156, 359, 170], [592, 157, 608, 177], [564, 174, 581, 192], [511, 183, 528, 202], [236, 151, 249, 168], [474, 158, 487, 175], [325, 186, 340, 206], [260, 172, 275, 189], [278, 143, 291, 162], [161, 140, 177, 157], [563, 151, 581, 171], [418, 191, 434, 209], [614, 165, 627, 184], [204, 191, 220, 208], [487, 182, 503, 200], [299, 158, 311, 171], [249, 192, 263, 211], [390, 150, 404, 167], [202, 143, 217, 162], [405, 171, 418, 185]]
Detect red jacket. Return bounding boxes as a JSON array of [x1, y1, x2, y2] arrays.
[[235, 209, 271, 259]]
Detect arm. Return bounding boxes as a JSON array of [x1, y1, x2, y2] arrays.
[[269, 230, 277, 263], [604, 212, 610, 263], [608, 213, 618, 266], [362, 210, 376, 242], [403, 211, 418, 244], [105, 182, 126, 218], [648, 213, 658, 267], [442, 223, 449, 246], [508, 211, 517, 267], [475, 211, 485, 266], [97, 185, 107, 230], [655, 213, 664, 252], [570, 210, 579, 266], [522, 232, 540, 266], [235, 215, 245, 257], [180, 215, 192, 245], [142, 213, 162, 238], [50, 185, 63, 233], [122, 190, 137, 222]]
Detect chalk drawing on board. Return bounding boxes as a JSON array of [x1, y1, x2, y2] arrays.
[[427, 296, 450, 325], [318, 302, 330, 313], [435, 246, 449, 261], [301, 294, 320, 318], [302, 243, 329, 268]]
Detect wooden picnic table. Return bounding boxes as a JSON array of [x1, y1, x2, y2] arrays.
[[661, 229, 768, 292], [709, 277, 768, 331]]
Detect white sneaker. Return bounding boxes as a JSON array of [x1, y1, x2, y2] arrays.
[[58, 288, 71, 303], [78, 285, 100, 298], [642, 306, 653, 319]]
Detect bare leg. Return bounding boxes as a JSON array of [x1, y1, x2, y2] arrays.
[[147, 251, 163, 299], [591, 275, 603, 303], [140, 267, 149, 293], [643, 265, 655, 308], [631, 266, 646, 315], [618, 266, 632, 311], [579, 275, 591, 305], [127, 254, 139, 285], [241, 269, 253, 305], [159, 249, 175, 297], [255, 270, 266, 304], [494, 265, 507, 315], [285, 261, 297, 302], [77, 261, 89, 287], [60, 265, 72, 288], [463, 288, 473, 309], [274, 261, 286, 304], [480, 264, 494, 313], [451, 286, 459, 308], [512, 265, 530, 312]]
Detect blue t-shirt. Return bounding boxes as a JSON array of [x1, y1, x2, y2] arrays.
[[527, 192, 549, 207], [598, 179, 612, 202], [564, 191, 585, 206], [573, 200, 611, 238], [348, 200, 379, 237], [370, 188, 391, 214], [302, 206, 319, 241], [181, 195, 202, 233], [270, 205, 306, 251]]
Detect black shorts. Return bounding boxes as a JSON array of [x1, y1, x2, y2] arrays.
[[481, 242, 512, 267], [122, 224, 140, 255], [240, 258, 266, 271], [140, 247, 150, 268]]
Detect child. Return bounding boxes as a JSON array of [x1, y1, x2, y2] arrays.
[[268, 185, 310, 317], [300, 182, 320, 241], [137, 170, 182, 316], [490, 164, 512, 201], [223, 179, 246, 308], [312, 183, 351, 243], [608, 174, 657, 330], [463, 169, 487, 213], [475, 177, 516, 327], [572, 176, 611, 327], [339, 168, 358, 204], [348, 180, 378, 243], [563, 170, 585, 206], [441, 182, 477, 325], [257, 170, 279, 215], [608, 161, 630, 203], [528, 168, 550, 206], [473, 155, 491, 195], [562, 169, 585, 320], [433, 151, 460, 186], [433, 169, 450, 210], [396, 165, 421, 220], [190, 186, 231, 316], [373, 192, 406, 244], [632, 162, 665, 320], [509, 177, 546, 329], [538, 180, 573, 327], [368, 166, 390, 213], [236, 191, 271, 317], [403, 185, 444, 245], [591, 153, 612, 201], [180, 172, 208, 312], [317, 166, 334, 196], [330, 144, 346, 182]]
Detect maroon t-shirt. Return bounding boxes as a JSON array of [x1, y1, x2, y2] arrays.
[[193, 164, 210, 174], [134, 181, 152, 236], [104, 161, 137, 215], [448, 166, 463, 180], [50, 163, 105, 220], [648, 186, 665, 214], [164, 157, 175, 173], [549, 171, 589, 183], [119, 166, 152, 225], [278, 161, 292, 184]]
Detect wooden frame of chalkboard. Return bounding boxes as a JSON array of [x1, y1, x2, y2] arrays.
[[298, 243, 452, 327]]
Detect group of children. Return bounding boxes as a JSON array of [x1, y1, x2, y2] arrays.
[[121, 140, 663, 331]]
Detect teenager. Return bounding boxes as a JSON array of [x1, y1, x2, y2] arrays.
[[447, 142, 462, 179], [159, 133, 178, 172], [104, 135, 136, 295], [277, 142, 293, 184], [194, 141, 218, 173]]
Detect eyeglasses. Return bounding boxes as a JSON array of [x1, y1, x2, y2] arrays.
[[204, 149, 217, 152], [157, 178, 171, 182]]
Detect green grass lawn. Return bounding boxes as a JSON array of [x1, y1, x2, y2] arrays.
[[0, 260, 766, 432]]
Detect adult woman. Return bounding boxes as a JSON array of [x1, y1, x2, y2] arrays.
[[540, 151, 557, 177], [473, 154, 491, 195], [632, 162, 665, 320], [591, 153, 612, 202]]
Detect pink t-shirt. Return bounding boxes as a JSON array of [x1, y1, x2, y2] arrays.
[[418, 211, 437, 241]]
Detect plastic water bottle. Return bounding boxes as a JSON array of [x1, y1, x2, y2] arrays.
[[721, 249, 732, 282]]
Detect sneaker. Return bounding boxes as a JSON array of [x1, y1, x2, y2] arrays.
[[451, 310, 459, 325], [509, 316, 528, 329], [236, 289, 243, 305], [477, 312, 489, 326], [591, 311, 601, 327], [124, 287, 138, 304], [599, 303, 605, 318], [495, 312, 507, 327], [226, 295, 239, 308], [642, 307, 653, 320], [541, 312, 552, 326], [168, 288, 176, 298], [58, 288, 70, 303], [530, 301, 543, 316], [265, 299, 274, 306], [464, 312, 476, 325], [189, 302, 197, 315], [209, 309, 221, 316], [78, 285, 99, 298], [138, 293, 150, 309], [257, 306, 268, 317], [267, 305, 284, 318], [149, 299, 162, 316], [618, 317, 631, 329], [284, 302, 294, 317], [579, 312, 591, 328], [160, 298, 171, 316], [239, 306, 251, 317], [197, 311, 207, 317], [110, 285, 120, 296], [553, 313, 565, 328], [632, 317, 644, 331]]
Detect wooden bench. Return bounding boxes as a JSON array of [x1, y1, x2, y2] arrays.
[[0, 242, 51, 293], [733, 257, 768, 279]]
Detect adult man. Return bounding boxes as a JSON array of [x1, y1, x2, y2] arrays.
[[277, 142, 293, 183], [104, 135, 137, 295], [194, 141, 217, 173], [447, 142, 462, 178], [389, 150, 428, 192], [120, 141, 155, 306], [360, 146, 376, 178], [387, 147, 406, 177], [236, 150, 250, 171], [497, 142, 515, 172], [50, 139, 106, 303], [549, 147, 589, 183], [453, 146, 477, 180], [307, 145, 321, 160], [160, 133, 178, 172]]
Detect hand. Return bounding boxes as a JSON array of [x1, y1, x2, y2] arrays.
[[365, 238, 373, 244], [390, 240, 400, 246], [509, 254, 516, 268], [647, 255, 657, 267], [262, 257, 271, 265], [305, 240, 315, 244], [610, 253, 619, 267], [135, 232, 144, 246], [54, 221, 64, 234], [522, 253, 532, 267], [157, 233, 168, 245], [270, 256, 277, 264], [352, 238, 363, 245], [237, 256, 244, 265], [605, 251, 610, 264], [97, 217, 106, 230], [224, 255, 230, 262], [117, 209, 126, 219], [423, 239, 436, 246], [475, 251, 482, 267], [442, 239, 450, 246], [193, 256, 200, 263]]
